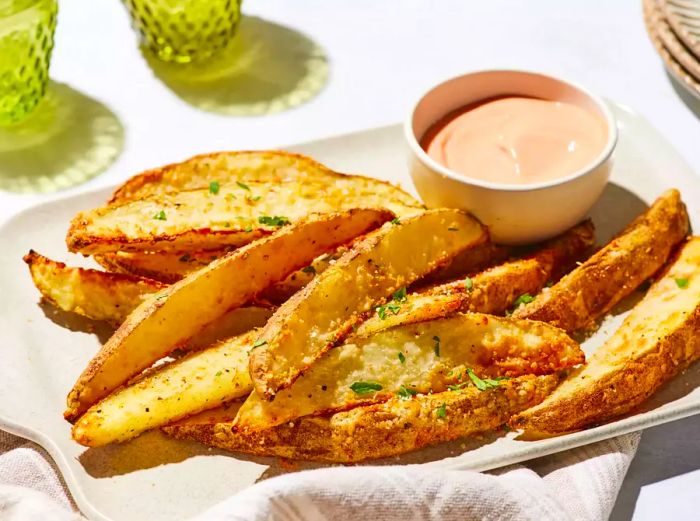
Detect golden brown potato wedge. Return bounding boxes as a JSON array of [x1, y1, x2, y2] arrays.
[[72, 331, 255, 447], [23, 250, 165, 324], [96, 247, 348, 305], [164, 374, 559, 463], [249, 209, 488, 399], [109, 150, 422, 212], [512, 237, 700, 434], [69, 178, 421, 255], [235, 313, 582, 432], [64, 209, 392, 421], [513, 189, 689, 332], [357, 220, 594, 336]]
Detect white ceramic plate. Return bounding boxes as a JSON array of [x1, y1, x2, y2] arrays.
[[0, 102, 698, 521]]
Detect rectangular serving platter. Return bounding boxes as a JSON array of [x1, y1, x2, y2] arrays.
[[0, 101, 698, 521]]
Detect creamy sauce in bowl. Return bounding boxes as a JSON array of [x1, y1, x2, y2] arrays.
[[422, 96, 608, 185]]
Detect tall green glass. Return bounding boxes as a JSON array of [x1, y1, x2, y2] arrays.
[[122, 0, 243, 64], [0, 0, 57, 126]]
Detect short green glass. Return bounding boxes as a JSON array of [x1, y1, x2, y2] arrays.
[[122, 0, 243, 64], [0, 0, 57, 126]]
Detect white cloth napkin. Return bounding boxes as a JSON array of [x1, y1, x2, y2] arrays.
[[0, 428, 640, 521]]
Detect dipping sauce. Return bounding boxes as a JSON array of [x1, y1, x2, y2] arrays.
[[422, 96, 608, 185]]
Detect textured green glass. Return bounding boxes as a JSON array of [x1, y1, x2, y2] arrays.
[[123, 0, 243, 63], [0, 0, 57, 126]]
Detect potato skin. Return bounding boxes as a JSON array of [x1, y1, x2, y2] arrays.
[[513, 189, 689, 332], [164, 375, 559, 463], [512, 237, 700, 434]]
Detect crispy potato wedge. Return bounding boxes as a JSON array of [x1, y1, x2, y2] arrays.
[[23, 250, 165, 324], [109, 150, 422, 211], [64, 209, 392, 421], [514, 189, 689, 332], [96, 247, 347, 305], [420, 242, 512, 285], [164, 374, 559, 463], [512, 237, 700, 434], [249, 209, 488, 399], [94, 249, 232, 284], [72, 331, 255, 447], [69, 179, 421, 255], [357, 220, 594, 336], [235, 313, 582, 431]]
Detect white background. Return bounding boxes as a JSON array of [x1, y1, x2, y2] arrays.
[[2, 1, 699, 519]]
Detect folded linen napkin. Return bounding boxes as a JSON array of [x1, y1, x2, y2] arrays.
[[0, 428, 639, 521]]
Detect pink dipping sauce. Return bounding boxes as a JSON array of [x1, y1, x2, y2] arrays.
[[422, 96, 608, 185]]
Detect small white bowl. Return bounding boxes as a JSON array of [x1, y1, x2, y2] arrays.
[[404, 70, 618, 244]]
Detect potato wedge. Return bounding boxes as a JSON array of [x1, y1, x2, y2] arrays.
[[24, 250, 165, 324], [235, 313, 582, 431], [513, 189, 689, 332], [109, 150, 422, 212], [164, 374, 559, 463], [64, 208, 392, 421], [357, 220, 594, 336], [249, 209, 488, 399], [94, 249, 231, 284], [96, 246, 347, 305], [72, 331, 255, 447], [69, 179, 421, 255], [512, 237, 700, 434]]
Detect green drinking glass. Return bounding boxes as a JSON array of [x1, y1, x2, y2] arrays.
[[0, 0, 57, 126], [122, 0, 243, 64]]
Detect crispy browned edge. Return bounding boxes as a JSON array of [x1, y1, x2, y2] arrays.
[[511, 238, 700, 434], [64, 209, 394, 422], [248, 211, 489, 400], [23, 250, 166, 321], [164, 374, 559, 463], [108, 150, 424, 208], [513, 189, 689, 332]]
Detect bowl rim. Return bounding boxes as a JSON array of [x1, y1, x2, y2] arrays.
[[404, 69, 619, 192]]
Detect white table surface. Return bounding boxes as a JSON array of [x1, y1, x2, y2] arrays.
[[2, 0, 699, 519]]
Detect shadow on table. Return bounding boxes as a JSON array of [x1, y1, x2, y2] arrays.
[[38, 301, 115, 345], [0, 82, 124, 194], [666, 70, 700, 120], [142, 16, 329, 116]]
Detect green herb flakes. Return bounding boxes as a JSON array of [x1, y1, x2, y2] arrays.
[[398, 385, 417, 400], [252, 339, 267, 348], [433, 335, 440, 357], [259, 215, 290, 227], [398, 352, 406, 364], [436, 403, 447, 418], [676, 278, 689, 288], [464, 277, 473, 291], [301, 265, 317, 275], [236, 181, 251, 191], [209, 181, 220, 194], [153, 210, 167, 220], [390, 217, 401, 225], [466, 368, 509, 391], [350, 381, 383, 395], [512, 293, 535, 309], [392, 286, 408, 302]]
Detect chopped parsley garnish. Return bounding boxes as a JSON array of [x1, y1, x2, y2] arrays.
[[350, 381, 383, 395], [209, 181, 220, 194], [676, 278, 689, 288], [464, 276, 473, 291], [376, 302, 401, 319], [435, 403, 447, 418], [252, 339, 267, 348], [447, 381, 469, 391], [153, 210, 167, 220], [244, 225, 253, 232], [301, 265, 317, 275], [466, 368, 509, 391], [236, 181, 251, 191], [390, 217, 401, 225], [397, 385, 417, 400], [392, 287, 408, 302], [215, 371, 222, 377], [248, 195, 262, 202], [258, 215, 290, 227], [512, 293, 535, 309], [433, 335, 441, 357], [398, 352, 406, 364]]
